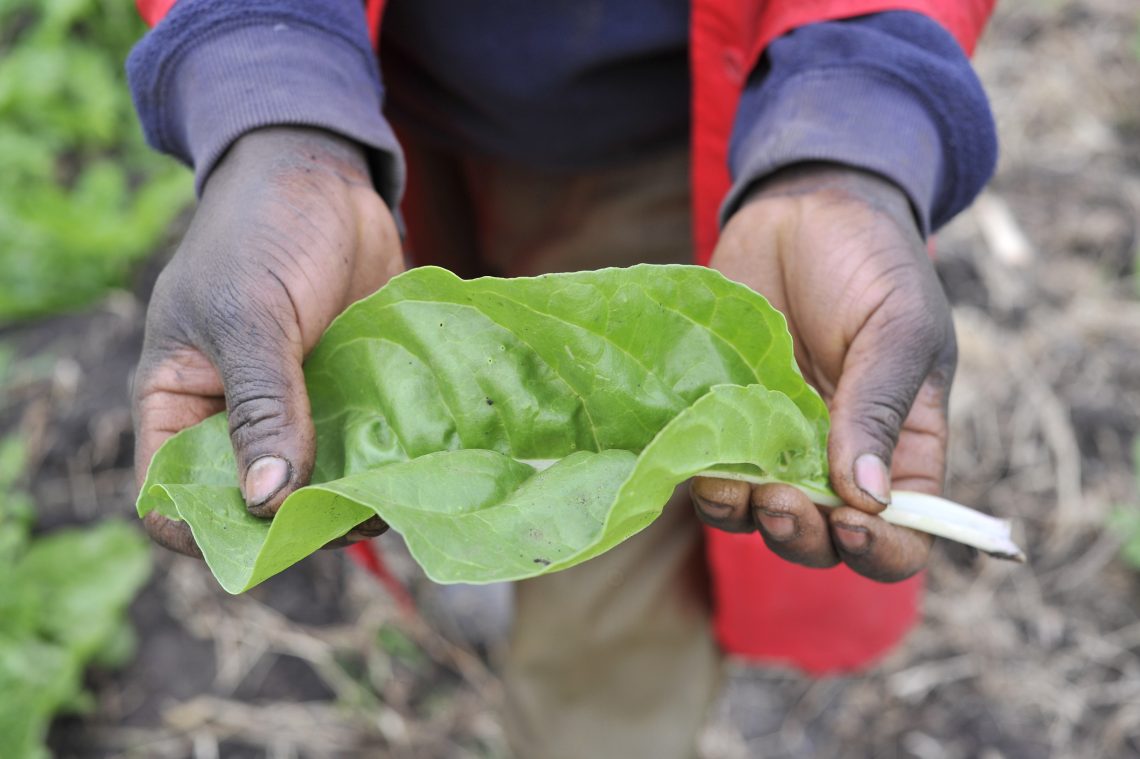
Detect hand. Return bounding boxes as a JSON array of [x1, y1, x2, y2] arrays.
[[692, 163, 956, 582], [133, 127, 402, 556]]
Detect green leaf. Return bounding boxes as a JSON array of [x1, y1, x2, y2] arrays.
[[0, 636, 80, 759], [0, 520, 151, 759], [15, 520, 152, 658], [0, 0, 193, 323], [139, 265, 830, 591], [1110, 437, 1140, 570]]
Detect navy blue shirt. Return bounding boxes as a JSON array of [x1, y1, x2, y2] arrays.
[[381, 0, 691, 170], [126, 0, 996, 234]]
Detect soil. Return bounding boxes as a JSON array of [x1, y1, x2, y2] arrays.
[[2, 0, 1138, 756]]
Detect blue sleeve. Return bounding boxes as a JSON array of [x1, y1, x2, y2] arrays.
[[722, 11, 997, 235], [127, 0, 405, 208]]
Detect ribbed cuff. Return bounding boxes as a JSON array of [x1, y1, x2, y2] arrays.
[[722, 68, 944, 236], [144, 22, 404, 208]]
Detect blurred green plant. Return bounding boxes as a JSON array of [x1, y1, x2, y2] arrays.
[[1109, 437, 1140, 569], [1133, 13, 1140, 62], [0, 0, 193, 323], [0, 432, 152, 759]]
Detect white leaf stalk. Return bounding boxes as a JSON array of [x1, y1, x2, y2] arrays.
[[698, 469, 1026, 562]]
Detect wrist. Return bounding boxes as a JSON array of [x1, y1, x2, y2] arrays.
[[741, 162, 919, 237], [207, 126, 374, 197]]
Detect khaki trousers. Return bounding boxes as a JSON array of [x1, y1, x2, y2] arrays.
[[401, 137, 723, 759]]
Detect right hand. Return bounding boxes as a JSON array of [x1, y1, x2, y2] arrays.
[[133, 127, 403, 556]]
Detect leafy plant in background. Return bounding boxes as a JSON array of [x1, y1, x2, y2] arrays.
[[1109, 438, 1140, 569], [0, 0, 193, 322], [138, 265, 1023, 593], [0, 432, 152, 759]]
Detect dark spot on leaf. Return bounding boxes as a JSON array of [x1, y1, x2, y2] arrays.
[[533, 558, 551, 566], [485, 397, 494, 406]]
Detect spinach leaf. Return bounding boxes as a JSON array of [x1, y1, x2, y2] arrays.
[[0, 521, 151, 759], [138, 265, 832, 591]]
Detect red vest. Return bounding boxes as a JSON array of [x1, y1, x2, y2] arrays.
[[136, 0, 994, 673]]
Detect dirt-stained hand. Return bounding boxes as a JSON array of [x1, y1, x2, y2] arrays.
[[133, 127, 401, 557], [692, 163, 956, 582]]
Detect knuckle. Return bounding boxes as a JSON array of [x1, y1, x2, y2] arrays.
[[852, 396, 909, 446], [227, 388, 290, 440], [202, 274, 293, 352], [883, 304, 944, 357], [147, 264, 208, 343]]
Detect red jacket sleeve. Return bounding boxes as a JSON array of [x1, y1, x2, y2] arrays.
[[136, 0, 387, 47], [750, 0, 994, 58], [135, 0, 176, 26], [690, 0, 995, 263]]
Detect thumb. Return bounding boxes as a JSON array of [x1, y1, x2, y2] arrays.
[[208, 299, 316, 518], [827, 297, 956, 514]]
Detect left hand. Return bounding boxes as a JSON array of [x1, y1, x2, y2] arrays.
[[691, 163, 957, 582]]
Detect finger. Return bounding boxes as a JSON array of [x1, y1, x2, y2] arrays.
[[132, 357, 226, 489], [887, 377, 954, 496], [321, 516, 390, 550], [132, 276, 229, 490], [142, 511, 202, 559], [690, 477, 753, 533], [345, 515, 389, 541], [204, 288, 316, 518], [749, 483, 839, 568], [827, 506, 933, 582], [828, 288, 956, 514]]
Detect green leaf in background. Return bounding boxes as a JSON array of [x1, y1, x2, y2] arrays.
[[1110, 437, 1140, 569], [0, 638, 78, 759], [139, 265, 831, 591], [14, 522, 153, 658], [0, 520, 152, 759], [0, 0, 194, 323]]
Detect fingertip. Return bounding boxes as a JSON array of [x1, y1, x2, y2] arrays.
[[827, 436, 891, 516], [829, 507, 932, 582], [749, 484, 838, 568], [216, 320, 317, 518], [690, 477, 753, 532], [853, 452, 891, 507], [243, 455, 292, 517], [755, 509, 797, 541], [143, 511, 203, 559], [832, 523, 871, 555], [346, 515, 388, 541], [749, 483, 808, 541]]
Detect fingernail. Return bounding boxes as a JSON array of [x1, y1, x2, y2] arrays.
[[834, 524, 871, 554], [854, 453, 891, 506], [757, 510, 797, 542], [245, 456, 290, 508]]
